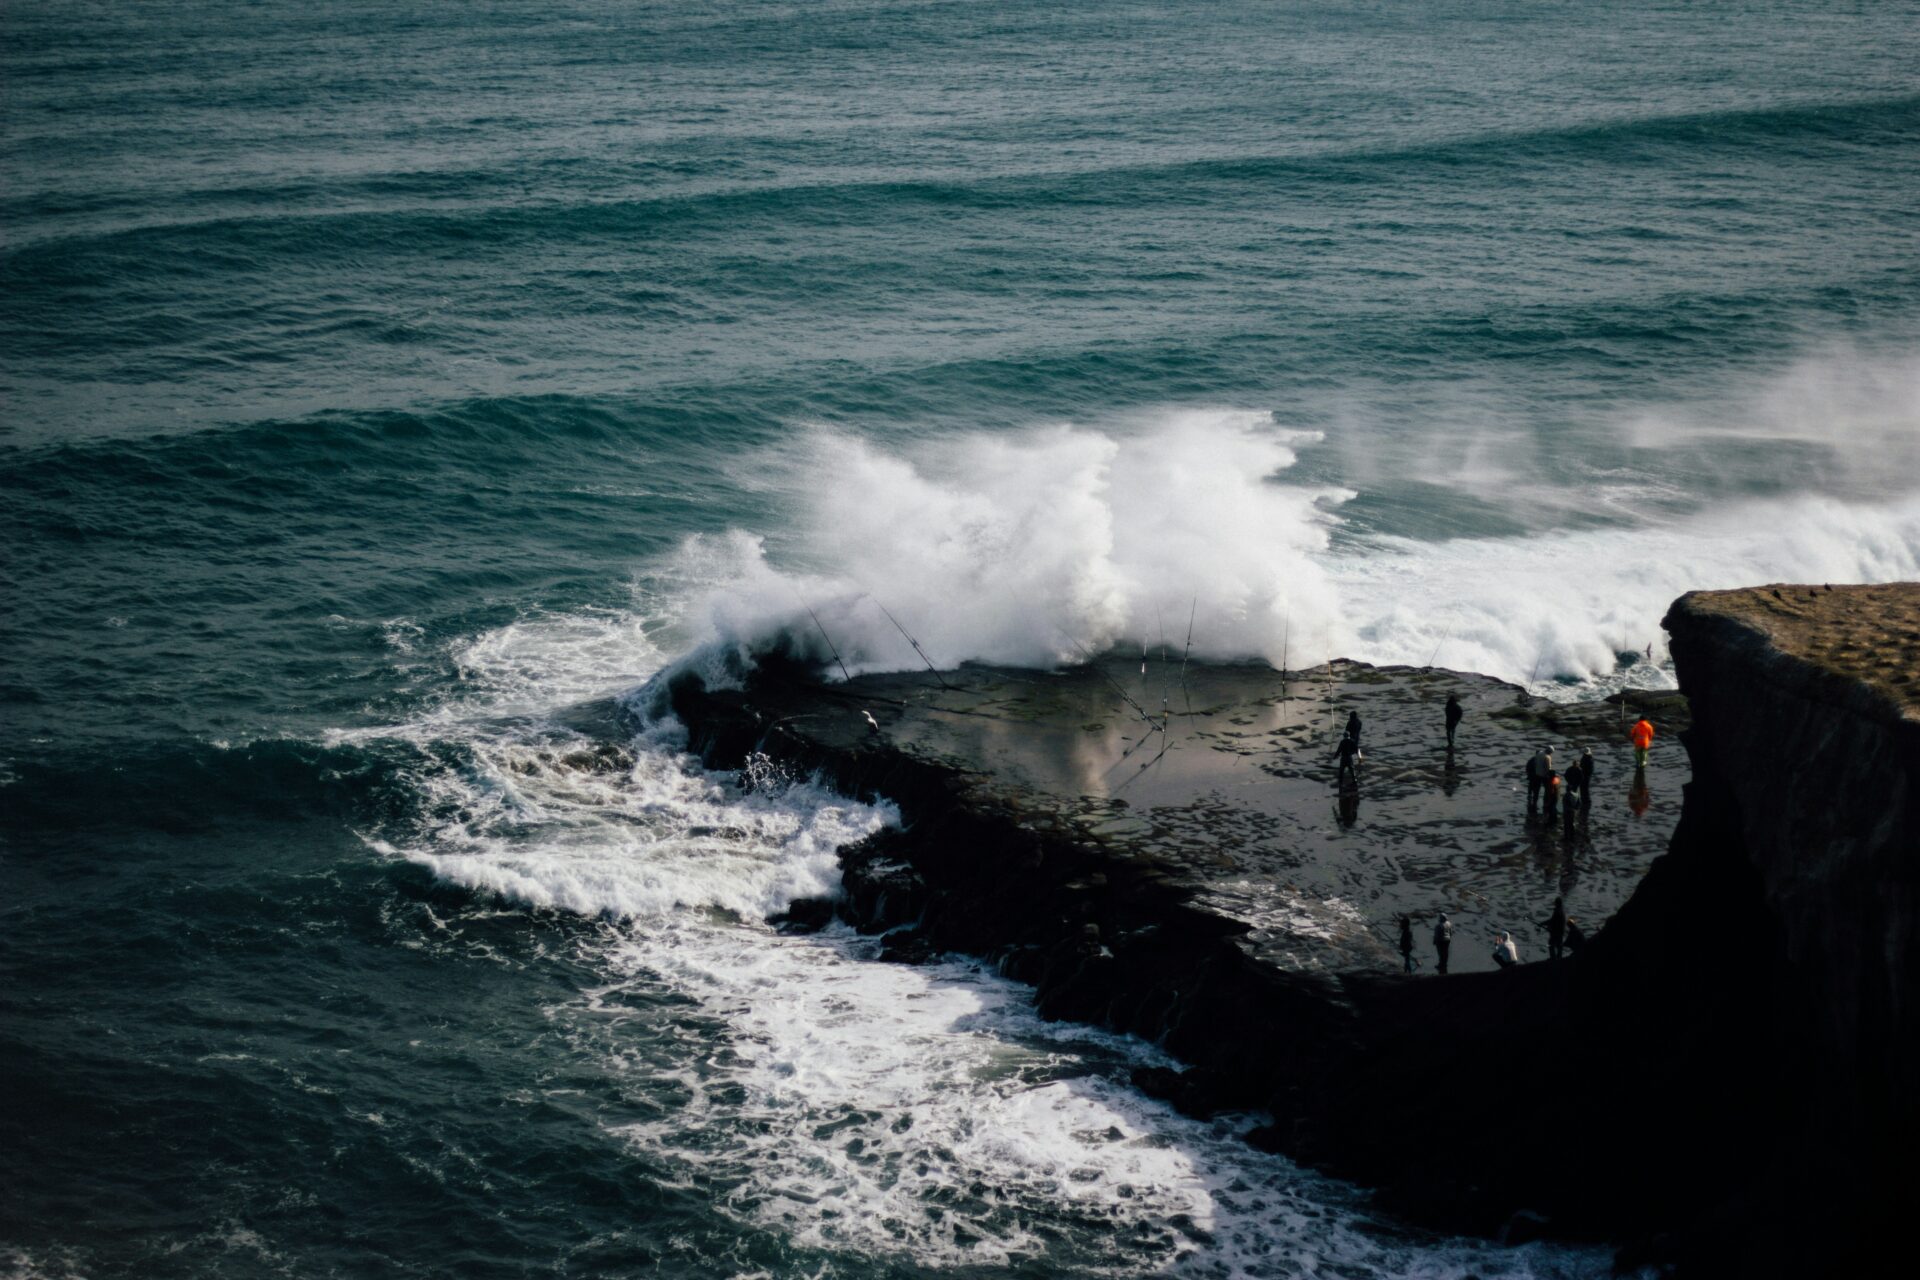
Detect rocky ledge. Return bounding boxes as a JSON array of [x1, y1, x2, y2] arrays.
[[658, 583, 1915, 1275]]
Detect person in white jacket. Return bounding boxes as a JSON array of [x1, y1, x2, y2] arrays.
[[1492, 931, 1520, 968]]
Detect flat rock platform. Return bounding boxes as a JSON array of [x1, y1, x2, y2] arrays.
[[713, 655, 1688, 975]]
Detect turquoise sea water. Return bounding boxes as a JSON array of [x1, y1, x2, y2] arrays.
[[4, 2, 1919, 1275]]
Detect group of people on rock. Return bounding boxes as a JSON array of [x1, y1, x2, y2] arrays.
[[1337, 693, 1656, 974], [1397, 900, 1587, 974], [1522, 716, 1656, 831], [1525, 743, 1597, 829]]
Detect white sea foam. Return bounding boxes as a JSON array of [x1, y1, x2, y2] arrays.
[[386, 719, 892, 921], [654, 406, 1920, 697], [592, 919, 1610, 1278], [354, 605, 1615, 1278], [1334, 491, 1920, 690]]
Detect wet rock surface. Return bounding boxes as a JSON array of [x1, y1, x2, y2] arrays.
[[681, 653, 1685, 977]]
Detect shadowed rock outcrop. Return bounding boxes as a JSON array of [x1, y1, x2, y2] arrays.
[[663, 584, 1916, 1275]]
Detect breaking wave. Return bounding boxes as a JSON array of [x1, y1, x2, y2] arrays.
[[659, 391, 1920, 695]]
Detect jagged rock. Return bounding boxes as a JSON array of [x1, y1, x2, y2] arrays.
[[878, 928, 938, 965], [767, 896, 836, 934]]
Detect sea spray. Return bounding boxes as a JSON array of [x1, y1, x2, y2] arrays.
[[660, 409, 1920, 697]]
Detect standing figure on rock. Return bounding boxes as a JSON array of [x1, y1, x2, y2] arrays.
[[1492, 930, 1520, 968], [1344, 710, 1363, 748], [1577, 747, 1596, 813], [1433, 912, 1453, 974], [1539, 896, 1568, 959], [1526, 746, 1554, 812], [1560, 749, 1583, 808], [1543, 768, 1563, 822], [1630, 716, 1655, 769], [1398, 914, 1418, 973], [1444, 694, 1463, 749], [1333, 730, 1362, 784]]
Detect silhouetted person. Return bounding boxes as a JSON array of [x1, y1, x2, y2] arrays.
[[1577, 748, 1596, 812], [1398, 915, 1418, 973], [1543, 769, 1562, 821], [1344, 710, 1362, 747], [1526, 746, 1553, 811], [1560, 751, 1582, 806], [1333, 731, 1361, 784], [1564, 917, 1587, 955], [1433, 912, 1453, 973], [1444, 694, 1463, 749], [1492, 930, 1519, 968], [1540, 896, 1568, 959]]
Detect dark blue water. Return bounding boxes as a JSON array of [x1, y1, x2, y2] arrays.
[[5, 2, 1919, 1275]]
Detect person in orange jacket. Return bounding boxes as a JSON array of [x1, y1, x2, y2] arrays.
[[1629, 716, 1655, 769]]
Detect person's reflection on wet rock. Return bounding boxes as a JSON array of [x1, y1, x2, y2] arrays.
[[1335, 781, 1360, 828]]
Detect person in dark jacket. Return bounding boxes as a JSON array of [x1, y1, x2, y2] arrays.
[[1539, 896, 1568, 959], [1444, 694, 1463, 749], [1577, 747, 1596, 812], [1333, 731, 1361, 783], [1398, 914, 1418, 973], [1526, 747, 1553, 811], [1344, 710, 1362, 747], [1433, 912, 1453, 973]]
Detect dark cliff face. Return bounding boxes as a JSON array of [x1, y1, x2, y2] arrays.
[[1305, 587, 1917, 1271], [1656, 586, 1919, 1270]]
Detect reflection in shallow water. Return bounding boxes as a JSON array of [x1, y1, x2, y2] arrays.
[[863, 658, 1686, 974]]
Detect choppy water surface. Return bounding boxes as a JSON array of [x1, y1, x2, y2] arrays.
[[5, 1, 1919, 1275]]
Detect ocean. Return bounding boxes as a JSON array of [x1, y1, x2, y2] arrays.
[[3, 1, 1918, 1275]]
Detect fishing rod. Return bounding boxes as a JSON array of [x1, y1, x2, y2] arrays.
[[802, 600, 854, 685], [1113, 735, 1175, 793], [1427, 626, 1452, 670], [1056, 625, 1159, 728], [1177, 596, 1196, 718], [1155, 605, 1174, 721], [873, 600, 954, 690], [1526, 651, 1543, 698], [787, 587, 856, 690]]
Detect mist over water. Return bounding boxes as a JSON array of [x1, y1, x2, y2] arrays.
[[6, 1, 1920, 1275]]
